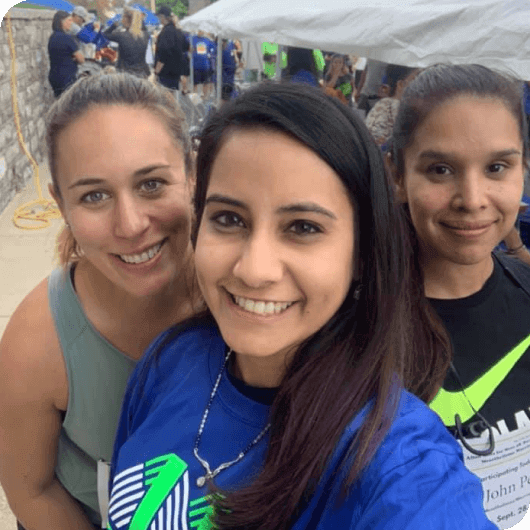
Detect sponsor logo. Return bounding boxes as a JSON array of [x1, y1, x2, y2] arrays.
[[430, 333, 530, 425], [107, 454, 213, 530]]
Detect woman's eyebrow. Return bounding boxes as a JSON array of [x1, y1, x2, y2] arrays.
[[205, 194, 248, 210], [276, 202, 337, 220], [418, 150, 453, 161], [68, 165, 172, 190], [206, 195, 337, 220], [133, 164, 171, 177], [418, 148, 522, 160], [68, 177, 105, 189], [490, 149, 522, 158]]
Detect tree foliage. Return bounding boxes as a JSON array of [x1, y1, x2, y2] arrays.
[[155, 0, 188, 18]]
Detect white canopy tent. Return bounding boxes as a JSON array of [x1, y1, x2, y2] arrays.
[[181, 0, 530, 79]]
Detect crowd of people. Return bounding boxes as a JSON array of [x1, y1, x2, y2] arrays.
[[45, 3, 242, 104], [2, 4, 530, 530]]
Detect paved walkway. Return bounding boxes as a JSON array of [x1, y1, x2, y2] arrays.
[[0, 163, 62, 529]]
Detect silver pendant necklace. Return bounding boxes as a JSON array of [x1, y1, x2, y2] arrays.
[[193, 349, 271, 488]]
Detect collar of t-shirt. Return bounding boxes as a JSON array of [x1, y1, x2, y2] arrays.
[[428, 257, 501, 312], [226, 362, 278, 406]]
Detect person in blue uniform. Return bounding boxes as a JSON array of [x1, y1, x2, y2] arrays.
[[391, 63, 530, 529], [108, 82, 495, 530], [218, 39, 238, 101], [47, 11, 85, 97], [192, 31, 215, 98]]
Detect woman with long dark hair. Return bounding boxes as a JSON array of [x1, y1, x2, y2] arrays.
[[47, 10, 84, 97], [107, 82, 495, 529], [391, 63, 530, 529], [283, 46, 321, 86]]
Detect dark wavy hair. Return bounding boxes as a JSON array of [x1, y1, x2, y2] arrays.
[[284, 46, 319, 80], [391, 63, 528, 177], [385, 64, 417, 97], [152, 82, 450, 529], [51, 10, 71, 33]]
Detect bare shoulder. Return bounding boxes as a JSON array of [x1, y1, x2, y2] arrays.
[[0, 277, 67, 409]]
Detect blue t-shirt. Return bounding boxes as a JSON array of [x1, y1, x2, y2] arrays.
[[222, 41, 237, 84], [192, 35, 214, 72], [48, 31, 79, 93], [108, 323, 496, 530]]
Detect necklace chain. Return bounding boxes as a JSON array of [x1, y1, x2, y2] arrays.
[[193, 349, 271, 487]]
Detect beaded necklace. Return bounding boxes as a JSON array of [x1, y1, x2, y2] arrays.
[[193, 349, 271, 487]]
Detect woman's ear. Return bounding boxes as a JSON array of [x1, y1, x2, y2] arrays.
[[386, 153, 408, 204]]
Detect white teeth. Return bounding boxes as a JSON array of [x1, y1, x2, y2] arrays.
[[234, 295, 294, 315], [119, 241, 163, 264]]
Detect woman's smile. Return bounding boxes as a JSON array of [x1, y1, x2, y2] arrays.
[[439, 220, 497, 239], [397, 96, 524, 270], [53, 105, 192, 298], [225, 288, 298, 318], [114, 238, 167, 264], [195, 128, 355, 385]]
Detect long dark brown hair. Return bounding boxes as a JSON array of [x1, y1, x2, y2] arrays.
[[153, 82, 450, 529]]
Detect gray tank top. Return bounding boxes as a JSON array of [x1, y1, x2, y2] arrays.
[[48, 265, 138, 525]]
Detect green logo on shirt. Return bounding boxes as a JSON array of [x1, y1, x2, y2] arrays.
[[107, 453, 213, 530], [430, 332, 530, 426]]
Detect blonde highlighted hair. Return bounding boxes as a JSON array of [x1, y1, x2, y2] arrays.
[[123, 8, 143, 39]]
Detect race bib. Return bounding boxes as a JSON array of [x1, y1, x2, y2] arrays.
[[461, 413, 530, 529]]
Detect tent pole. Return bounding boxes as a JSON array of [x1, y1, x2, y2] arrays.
[[217, 34, 222, 107], [275, 45, 283, 80], [255, 40, 263, 77], [190, 33, 194, 94]]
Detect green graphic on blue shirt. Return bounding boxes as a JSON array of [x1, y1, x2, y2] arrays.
[[189, 496, 214, 529], [107, 453, 213, 529]]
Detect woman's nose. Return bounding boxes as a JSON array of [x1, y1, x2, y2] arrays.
[[452, 171, 488, 212], [113, 196, 150, 239], [232, 231, 284, 288]]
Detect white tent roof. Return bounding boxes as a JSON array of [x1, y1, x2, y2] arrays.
[[182, 0, 530, 79]]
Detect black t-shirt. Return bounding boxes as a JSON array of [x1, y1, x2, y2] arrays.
[[48, 31, 79, 92], [429, 254, 530, 528], [104, 28, 149, 76], [155, 23, 187, 78], [430, 257, 530, 432]]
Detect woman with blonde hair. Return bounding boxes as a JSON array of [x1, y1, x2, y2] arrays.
[[104, 8, 150, 77], [0, 72, 200, 530]]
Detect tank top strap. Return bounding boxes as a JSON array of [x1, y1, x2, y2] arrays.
[[47, 264, 89, 350]]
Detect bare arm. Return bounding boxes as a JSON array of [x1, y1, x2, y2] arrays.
[[502, 226, 530, 267], [73, 50, 85, 64], [324, 72, 340, 88], [0, 280, 95, 530]]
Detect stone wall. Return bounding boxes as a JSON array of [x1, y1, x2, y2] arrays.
[[0, 8, 55, 214]]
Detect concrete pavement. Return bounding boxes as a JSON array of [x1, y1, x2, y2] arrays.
[[0, 162, 63, 529]]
